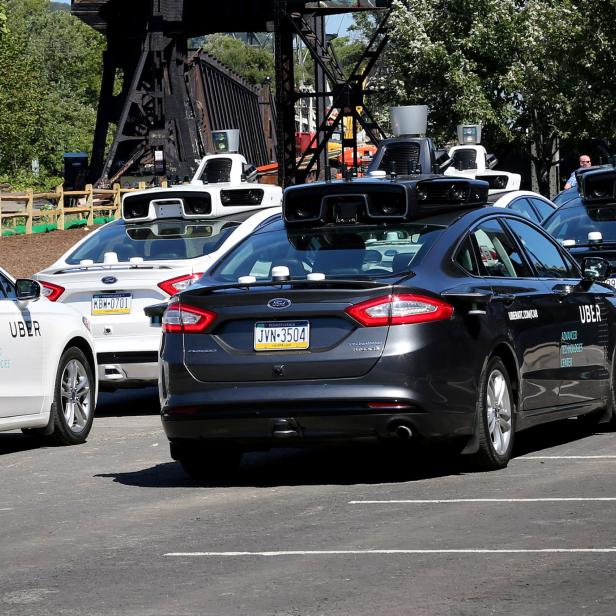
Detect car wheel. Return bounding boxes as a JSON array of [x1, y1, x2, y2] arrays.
[[171, 441, 243, 481], [469, 357, 515, 470], [47, 347, 95, 445]]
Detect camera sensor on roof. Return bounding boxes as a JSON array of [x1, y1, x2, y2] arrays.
[[122, 192, 212, 221], [579, 169, 616, 203]]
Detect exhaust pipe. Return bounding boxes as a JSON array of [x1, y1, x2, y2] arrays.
[[388, 421, 413, 441]]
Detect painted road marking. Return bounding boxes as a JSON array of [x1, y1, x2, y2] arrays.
[[517, 455, 616, 460], [348, 498, 616, 504], [165, 548, 616, 557]]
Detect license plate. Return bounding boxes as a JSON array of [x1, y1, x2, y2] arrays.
[[91, 293, 132, 315], [254, 320, 309, 351]]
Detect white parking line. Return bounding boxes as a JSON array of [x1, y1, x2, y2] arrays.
[[517, 455, 616, 460], [165, 548, 616, 557], [348, 498, 616, 504]]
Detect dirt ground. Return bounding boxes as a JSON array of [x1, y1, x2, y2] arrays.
[[1, 227, 95, 278]]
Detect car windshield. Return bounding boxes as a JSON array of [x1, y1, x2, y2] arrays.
[[65, 218, 241, 264], [207, 218, 445, 282], [544, 203, 616, 245]]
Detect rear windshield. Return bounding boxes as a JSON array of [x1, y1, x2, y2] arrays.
[[208, 220, 445, 283], [65, 218, 241, 264], [544, 204, 616, 244]]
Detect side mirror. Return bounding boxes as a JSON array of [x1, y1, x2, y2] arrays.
[[15, 279, 41, 301], [581, 256, 612, 282], [144, 302, 168, 326]]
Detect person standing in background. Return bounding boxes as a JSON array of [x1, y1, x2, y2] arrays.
[[564, 154, 592, 189]]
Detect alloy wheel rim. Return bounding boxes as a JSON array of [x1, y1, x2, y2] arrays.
[[60, 359, 91, 433], [486, 368, 512, 455]]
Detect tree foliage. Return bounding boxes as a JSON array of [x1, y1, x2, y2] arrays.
[[0, 0, 104, 188], [202, 35, 275, 86], [356, 0, 616, 195]]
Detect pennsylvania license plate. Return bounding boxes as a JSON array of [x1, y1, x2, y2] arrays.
[[254, 320, 310, 351], [91, 293, 132, 315]]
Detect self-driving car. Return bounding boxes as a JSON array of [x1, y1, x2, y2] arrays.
[[35, 158, 281, 390], [156, 176, 616, 478], [0, 266, 98, 444], [544, 165, 616, 287], [489, 190, 557, 223]]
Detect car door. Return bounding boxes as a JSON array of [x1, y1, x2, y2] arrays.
[[469, 217, 561, 410], [504, 217, 610, 406], [0, 273, 46, 417]]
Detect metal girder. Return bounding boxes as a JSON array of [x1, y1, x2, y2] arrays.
[[292, 7, 392, 184], [76, 0, 392, 186]]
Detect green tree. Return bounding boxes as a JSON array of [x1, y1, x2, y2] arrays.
[[0, 0, 105, 186], [0, 1, 6, 36], [355, 0, 616, 195], [0, 14, 44, 177], [202, 35, 275, 86]]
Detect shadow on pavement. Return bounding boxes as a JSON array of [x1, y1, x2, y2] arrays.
[[95, 417, 610, 488], [95, 443, 477, 489], [512, 417, 610, 457], [95, 386, 160, 417], [0, 433, 46, 455], [96, 442, 468, 488]]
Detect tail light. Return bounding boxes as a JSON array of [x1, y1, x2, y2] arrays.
[[40, 281, 65, 302], [346, 294, 453, 327], [158, 273, 203, 296], [162, 302, 216, 333]]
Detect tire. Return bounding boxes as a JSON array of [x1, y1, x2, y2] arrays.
[[46, 347, 95, 445], [468, 357, 515, 471], [170, 441, 243, 481]]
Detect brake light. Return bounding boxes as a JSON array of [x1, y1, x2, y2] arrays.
[[158, 273, 203, 296], [346, 294, 453, 327], [162, 302, 216, 333], [40, 281, 65, 301]]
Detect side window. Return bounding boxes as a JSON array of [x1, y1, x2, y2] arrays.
[[455, 236, 480, 276], [0, 274, 16, 300], [471, 219, 532, 278], [508, 198, 538, 222], [529, 198, 555, 221], [506, 218, 574, 278]]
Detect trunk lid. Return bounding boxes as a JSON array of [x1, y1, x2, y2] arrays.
[[36, 262, 200, 340], [181, 280, 396, 382]]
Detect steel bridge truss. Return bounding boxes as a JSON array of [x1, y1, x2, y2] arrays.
[[78, 0, 392, 186]]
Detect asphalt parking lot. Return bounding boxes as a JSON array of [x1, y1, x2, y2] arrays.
[[1, 388, 615, 616]]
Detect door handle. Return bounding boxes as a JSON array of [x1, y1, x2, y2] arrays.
[[493, 293, 515, 304], [552, 287, 573, 301]]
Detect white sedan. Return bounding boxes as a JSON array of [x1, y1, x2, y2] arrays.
[[488, 190, 557, 223], [35, 205, 280, 390], [0, 267, 98, 444]]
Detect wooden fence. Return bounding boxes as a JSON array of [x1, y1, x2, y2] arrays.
[[0, 182, 163, 235]]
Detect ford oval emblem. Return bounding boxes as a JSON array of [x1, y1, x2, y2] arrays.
[[102, 276, 117, 285], [268, 298, 291, 309]]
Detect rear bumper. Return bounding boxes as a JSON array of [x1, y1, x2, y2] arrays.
[[161, 404, 475, 445], [98, 351, 159, 387]]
